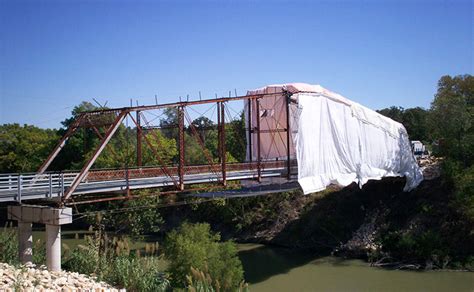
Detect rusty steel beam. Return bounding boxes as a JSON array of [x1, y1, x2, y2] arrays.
[[286, 92, 291, 179], [65, 186, 225, 205], [37, 114, 85, 174], [256, 99, 261, 182], [62, 111, 127, 202], [178, 106, 185, 191], [217, 102, 221, 163], [80, 92, 283, 115], [247, 99, 252, 162], [136, 111, 142, 167], [82, 160, 293, 182], [250, 128, 289, 134], [220, 102, 226, 186]]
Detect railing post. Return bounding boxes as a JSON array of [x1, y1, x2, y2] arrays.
[[256, 99, 261, 182], [60, 173, 65, 197], [48, 174, 53, 198], [17, 175, 22, 202]]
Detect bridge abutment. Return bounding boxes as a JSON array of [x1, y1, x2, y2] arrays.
[[8, 205, 72, 271]]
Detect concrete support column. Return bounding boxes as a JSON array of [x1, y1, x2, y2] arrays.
[[46, 224, 61, 272], [18, 222, 33, 264], [8, 205, 72, 271]]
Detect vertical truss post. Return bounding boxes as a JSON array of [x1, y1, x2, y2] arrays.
[[286, 93, 291, 180], [256, 99, 261, 182], [217, 102, 221, 163], [178, 106, 185, 191], [248, 98, 252, 162], [62, 111, 127, 202], [220, 102, 226, 186], [136, 111, 142, 167]]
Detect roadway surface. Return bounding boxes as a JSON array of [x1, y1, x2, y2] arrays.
[[0, 164, 295, 203]]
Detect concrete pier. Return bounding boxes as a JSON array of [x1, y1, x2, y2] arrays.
[[8, 205, 72, 271], [45, 224, 61, 271], [18, 222, 33, 263]]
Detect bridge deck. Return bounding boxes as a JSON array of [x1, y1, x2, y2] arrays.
[[0, 161, 297, 203]]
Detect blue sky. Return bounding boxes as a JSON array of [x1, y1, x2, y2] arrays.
[[1, 0, 472, 129]]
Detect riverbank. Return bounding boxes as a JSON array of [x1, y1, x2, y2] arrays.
[[161, 175, 474, 271]]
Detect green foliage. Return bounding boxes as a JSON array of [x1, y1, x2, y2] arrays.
[[186, 267, 250, 292], [63, 226, 169, 292], [0, 224, 45, 266], [377, 106, 430, 141], [82, 192, 164, 239], [430, 74, 474, 166], [142, 130, 178, 166], [0, 124, 59, 172], [381, 230, 448, 264], [32, 238, 46, 266], [0, 223, 18, 264], [107, 256, 169, 292], [452, 165, 474, 223], [226, 112, 247, 162], [164, 222, 244, 290]]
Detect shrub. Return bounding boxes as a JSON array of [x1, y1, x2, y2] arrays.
[[63, 227, 169, 291], [0, 223, 18, 264], [453, 165, 474, 223], [164, 222, 244, 290], [186, 267, 249, 292]]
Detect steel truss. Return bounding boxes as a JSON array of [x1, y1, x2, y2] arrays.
[[29, 91, 296, 205]]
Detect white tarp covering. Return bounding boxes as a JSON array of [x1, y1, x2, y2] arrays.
[[246, 83, 423, 194]]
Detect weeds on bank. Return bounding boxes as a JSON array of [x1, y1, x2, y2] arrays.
[[0, 222, 45, 266], [62, 225, 169, 291]]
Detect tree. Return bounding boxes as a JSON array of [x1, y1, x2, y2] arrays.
[[377, 106, 430, 142], [101, 192, 164, 239], [52, 102, 101, 170], [226, 112, 247, 162], [141, 129, 178, 166], [159, 107, 178, 139], [189, 116, 215, 144], [164, 222, 244, 290], [377, 106, 404, 123], [0, 124, 58, 172], [430, 74, 474, 166]]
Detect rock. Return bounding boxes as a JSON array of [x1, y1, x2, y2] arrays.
[[0, 262, 119, 291]]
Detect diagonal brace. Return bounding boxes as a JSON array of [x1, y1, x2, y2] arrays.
[[62, 111, 127, 202]]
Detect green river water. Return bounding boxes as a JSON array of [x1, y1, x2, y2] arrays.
[[33, 230, 474, 292]]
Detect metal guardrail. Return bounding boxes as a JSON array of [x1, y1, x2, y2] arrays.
[[0, 172, 78, 201], [0, 160, 297, 203]]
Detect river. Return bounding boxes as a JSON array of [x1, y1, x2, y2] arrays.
[[239, 244, 474, 292], [33, 230, 474, 291]]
